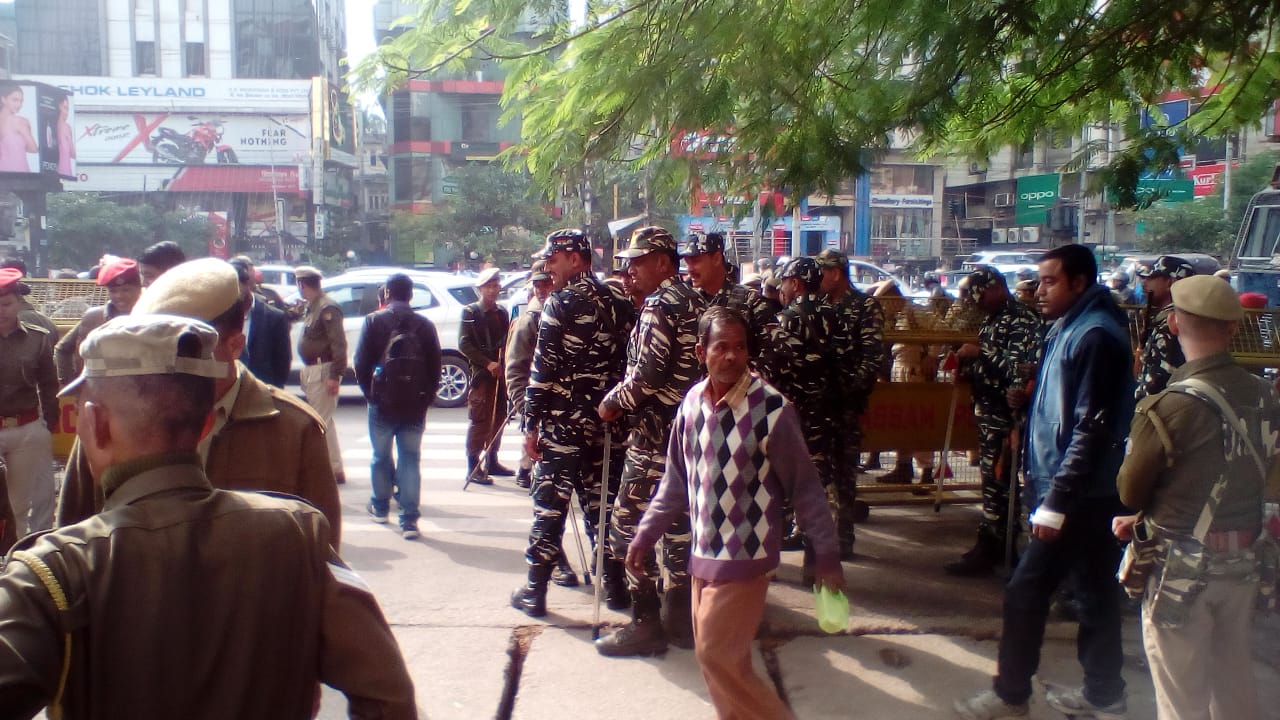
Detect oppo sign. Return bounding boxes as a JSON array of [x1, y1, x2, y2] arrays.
[[1014, 174, 1061, 225], [1019, 190, 1057, 201]]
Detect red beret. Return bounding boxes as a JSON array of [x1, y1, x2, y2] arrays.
[[0, 267, 26, 295], [97, 258, 141, 287], [1239, 292, 1268, 310]]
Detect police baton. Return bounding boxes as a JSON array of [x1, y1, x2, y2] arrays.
[[593, 427, 612, 641], [463, 403, 518, 491], [935, 352, 960, 512]]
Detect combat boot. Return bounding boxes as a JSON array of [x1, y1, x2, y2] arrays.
[[552, 553, 580, 587], [510, 565, 552, 617], [944, 532, 1002, 577], [488, 452, 515, 476], [467, 455, 492, 485], [878, 458, 914, 484], [663, 586, 694, 649], [596, 586, 667, 657], [602, 559, 631, 611], [515, 466, 532, 489]]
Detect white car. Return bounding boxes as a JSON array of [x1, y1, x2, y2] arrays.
[[287, 268, 480, 408], [255, 264, 299, 301]]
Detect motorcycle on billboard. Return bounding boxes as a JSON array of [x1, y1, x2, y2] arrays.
[[150, 117, 239, 165]]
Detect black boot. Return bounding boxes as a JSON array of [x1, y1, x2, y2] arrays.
[[467, 455, 492, 485], [663, 586, 694, 649], [878, 458, 914, 484], [488, 453, 515, 476], [552, 552, 580, 588], [595, 586, 668, 657], [602, 559, 631, 611], [510, 565, 552, 617], [943, 533, 1001, 577], [515, 466, 532, 489]]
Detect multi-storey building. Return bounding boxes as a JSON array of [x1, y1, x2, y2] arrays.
[[5, 0, 355, 264]]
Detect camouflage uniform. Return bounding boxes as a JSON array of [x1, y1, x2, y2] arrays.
[[602, 274, 705, 591], [766, 292, 846, 470], [522, 262, 634, 588], [816, 250, 885, 552], [700, 282, 776, 361], [959, 271, 1043, 558], [1134, 256, 1196, 401]]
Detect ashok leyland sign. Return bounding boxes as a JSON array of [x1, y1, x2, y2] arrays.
[[1015, 174, 1059, 226]]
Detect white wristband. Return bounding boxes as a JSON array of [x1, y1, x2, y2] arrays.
[[1030, 507, 1066, 530]]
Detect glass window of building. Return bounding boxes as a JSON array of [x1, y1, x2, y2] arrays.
[[135, 41, 156, 75], [869, 164, 936, 257], [186, 42, 206, 76], [14, 0, 103, 75], [233, 0, 320, 79], [393, 156, 433, 203]]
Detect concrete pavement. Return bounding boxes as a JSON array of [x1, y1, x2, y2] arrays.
[[318, 403, 1280, 719]]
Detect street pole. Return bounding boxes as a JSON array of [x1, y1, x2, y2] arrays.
[[1077, 125, 1087, 246], [1223, 134, 1235, 212]]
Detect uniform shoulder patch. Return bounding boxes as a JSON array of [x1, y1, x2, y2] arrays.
[[321, 309, 336, 323], [328, 561, 372, 593]]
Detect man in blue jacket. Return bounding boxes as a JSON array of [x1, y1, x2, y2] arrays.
[[956, 244, 1134, 720]]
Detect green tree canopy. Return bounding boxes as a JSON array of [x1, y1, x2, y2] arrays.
[[391, 163, 552, 267], [46, 194, 211, 270], [357, 0, 1280, 205]]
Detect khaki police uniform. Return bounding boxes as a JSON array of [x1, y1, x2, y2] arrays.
[[0, 318, 58, 535], [296, 266, 348, 477], [1116, 276, 1280, 720], [0, 315, 413, 719]]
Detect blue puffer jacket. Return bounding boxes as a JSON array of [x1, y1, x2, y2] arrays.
[[1024, 284, 1135, 513]]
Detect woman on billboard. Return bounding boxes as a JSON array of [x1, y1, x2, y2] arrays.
[[0, 82, 37, 173], [56, 96, 75, 177]]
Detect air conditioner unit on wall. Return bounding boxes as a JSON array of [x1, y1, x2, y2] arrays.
[[991, 228, 1007, 244], [994, 193, 1014, 207], [1022, 226, 1040, 244]]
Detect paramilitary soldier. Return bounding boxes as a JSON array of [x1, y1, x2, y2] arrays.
[[295, 265, 348, 484], [595, 226, 706, 657], [1135, 255, 1195, 401], [680, 232, 776, 360], [948, 266, 1043, 576], [512, 229, 636, 618], [1115, 274, 1280, 720], [766, 257, 852, 557], [815, 248, 885, 553]]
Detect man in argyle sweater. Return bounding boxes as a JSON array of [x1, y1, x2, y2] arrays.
[[628, 306, 844, 720]]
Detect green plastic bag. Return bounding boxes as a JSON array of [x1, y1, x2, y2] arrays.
[[814, 585, 849, 634]]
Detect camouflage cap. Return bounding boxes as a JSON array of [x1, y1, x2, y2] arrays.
[[1016, 267, 1037, 282], [967, 265, 1007, 294], [679, 232, 726, 257], [528, 260, 551, 283], [533, 228, 591, 259], [777, 257, 820, 286], [133, 258, 241, 322], [813, 248, 848, 270], [1171, 274, 1242, 321], [1137, 255, 1195, 280], [615, 226, 677, 259], [58, 314, 225, 397]]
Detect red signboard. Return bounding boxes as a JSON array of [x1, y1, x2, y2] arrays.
[[164, 165, 302, 195], [1188, 162, 1230, 197]]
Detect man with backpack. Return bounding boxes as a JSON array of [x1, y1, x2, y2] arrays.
[[355, 273, 443, 540]]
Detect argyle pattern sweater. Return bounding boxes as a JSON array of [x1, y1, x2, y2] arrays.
[[634, 373, 840, 582]]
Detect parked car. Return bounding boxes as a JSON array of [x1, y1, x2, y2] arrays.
[[255, 264, 298, 300], [286, 268, 479, 408]]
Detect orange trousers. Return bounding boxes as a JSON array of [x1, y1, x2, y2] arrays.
[[691, 574, 794, 720]]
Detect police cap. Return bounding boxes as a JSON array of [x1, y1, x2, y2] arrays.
[[97, 258, 141, 288], [294, 265, 323, 281], [133, 258, 242, 322], [0, 267, 29, 296], [475, 267, 501, 288], [529, 260, 551, 283], [1171, 274, 1242, 321], [58, 314, 225, 397]]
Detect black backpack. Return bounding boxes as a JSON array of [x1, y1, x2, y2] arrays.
[[371, 312, 432, 418]]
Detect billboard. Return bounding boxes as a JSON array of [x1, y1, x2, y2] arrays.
[[23, 76, 312, 113], [1014, 174, 1059, 226], [74, 112, 310, 166], [0, 80, 76, 179]]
